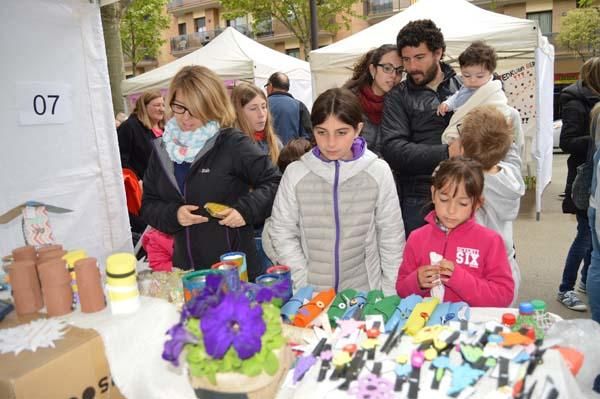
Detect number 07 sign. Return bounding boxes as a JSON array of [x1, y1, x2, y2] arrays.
[[17, 82, 73, 125]]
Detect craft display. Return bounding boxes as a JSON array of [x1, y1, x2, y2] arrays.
[[63, 249, 87, 305], [105, 253, 140, 314], [74, 257, 106, 313], [37, 258, 73, 317], [162, 273, 291, 398], [182, 269, 222, 303], [36, 244, 66, 263], [138, 268, 186, 304], [220, 251, 248, 282], [7, 260, 43, 315], [266, 265, 293, 303], [211, 260, 240, 291]]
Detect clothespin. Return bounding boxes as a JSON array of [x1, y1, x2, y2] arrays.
[[317, 344, 332, 382], [338, 349, 365, 390]]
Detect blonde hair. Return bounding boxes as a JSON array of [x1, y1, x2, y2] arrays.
[[592, 103, 600, 145], [166, 66, 235, 127], [133, 90, 164, 130], [581, 57, 600, 95], [231, 82, 280, 164]]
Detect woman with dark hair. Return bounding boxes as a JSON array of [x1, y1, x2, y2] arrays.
[[343, 44, 402, 156], [264, 88, 405, 294]]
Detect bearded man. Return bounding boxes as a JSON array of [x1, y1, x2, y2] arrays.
[[381, 19, 463, 237]]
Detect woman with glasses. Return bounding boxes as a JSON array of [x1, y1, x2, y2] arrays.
[[343, 44, 403, 157], [117, 90, 165, 238], [141, 66, 281, 280]]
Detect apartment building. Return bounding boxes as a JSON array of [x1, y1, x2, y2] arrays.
[[157, 0, 590, 86]]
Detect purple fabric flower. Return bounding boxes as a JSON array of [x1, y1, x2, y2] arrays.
[[162, 322, 196, 366], [183, 274, 226, 319], [255, 279, 290, 304], [201, 293, 266, 360]]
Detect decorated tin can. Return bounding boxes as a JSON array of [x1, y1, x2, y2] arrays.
[[266, 265, 293, 303], [182, 269, 221, 303], [255, 273, 282, 288], [219, 252, 248, 282], [211, 261, 240, 292]]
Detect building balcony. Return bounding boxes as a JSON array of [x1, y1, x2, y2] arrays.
[[255, 29, 333, 45], [167, 0, 220, 16], [170, 29, 224, 56], [364, 0, 412, 25]]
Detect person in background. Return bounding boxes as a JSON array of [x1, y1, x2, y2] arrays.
[[265, 72, 312, 144], [265, 88, 405, 295], [396, 157, 514, 307], [115, 112, 128, 128], [588, 102, 600, 323], [141, 66, 281, 281], [557, 57, 600, 311], [117, 90, 165, 239], [380, 19, 462, 237], [343, 44, 403, 157], [277, 138, 312, 173], [458, 105, 525, 305], [231, 82, 283, 273]]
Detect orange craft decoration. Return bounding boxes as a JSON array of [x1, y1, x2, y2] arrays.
[[292, 288, 336, 328], [123, 168, 142, 216], [555, 346, 584, 376]]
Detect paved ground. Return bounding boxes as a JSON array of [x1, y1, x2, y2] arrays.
[[515, 151, 592, 319]]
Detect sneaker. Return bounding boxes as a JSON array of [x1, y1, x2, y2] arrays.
[[557, 290, 587, 311], [577, 281, 587, 294]]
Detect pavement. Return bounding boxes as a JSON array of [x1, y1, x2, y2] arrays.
[[515, 151, 592, 320]]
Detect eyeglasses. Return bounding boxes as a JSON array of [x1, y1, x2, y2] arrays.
[[170, 102, 195, 118], [376, 63, 403, 75], [456, 123, 462, 135]]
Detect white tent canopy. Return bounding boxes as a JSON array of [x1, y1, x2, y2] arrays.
[[310, 0, 554, 217], [122, 27, 313, 108]]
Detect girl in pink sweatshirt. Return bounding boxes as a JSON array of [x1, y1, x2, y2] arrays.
[[396, 157, 514, 307]]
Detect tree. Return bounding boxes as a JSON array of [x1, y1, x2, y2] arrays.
[[219, 0, 358, 60], [120, 0, 169, 76], [101, 1, 126, 115], [558, 2, 600, 62]]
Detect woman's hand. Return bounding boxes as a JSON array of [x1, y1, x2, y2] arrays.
[[439, 259, 455, 283], [217, 208, 246, 228], [177, 205, 208, 226], [417, 265, 441, 289]]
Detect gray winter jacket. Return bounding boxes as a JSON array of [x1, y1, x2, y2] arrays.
[[263, 139, 405, 294]]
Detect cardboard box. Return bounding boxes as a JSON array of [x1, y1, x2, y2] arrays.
[[0, 313, 125, 399]]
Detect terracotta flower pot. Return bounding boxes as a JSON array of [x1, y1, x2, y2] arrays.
[[12, 245, 37, 262], [37, 258, 71, 287], [42, 283, 73, 317], [36, 248, 67, 264], [74, 257, 106, 313], [8, 260, 43, 315]]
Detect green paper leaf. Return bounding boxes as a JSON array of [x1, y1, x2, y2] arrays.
[[264, 350, 279, 376], [241, 356, 263, 377]]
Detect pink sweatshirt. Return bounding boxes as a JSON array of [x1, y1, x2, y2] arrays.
[[396, 211, 514, 307]]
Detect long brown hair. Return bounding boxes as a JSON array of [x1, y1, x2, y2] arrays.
[[231, 82, 280, 164], [343, 44, 398, 94], [133, 90, 164, 130]]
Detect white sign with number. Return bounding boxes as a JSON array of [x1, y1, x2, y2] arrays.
[[17, 82, 73, 125]]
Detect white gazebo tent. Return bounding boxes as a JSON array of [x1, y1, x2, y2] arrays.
[[310, 0, 554, 218], [122, 27, 313, 108]]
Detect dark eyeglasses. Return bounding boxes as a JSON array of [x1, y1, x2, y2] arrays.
[[456, 123, 463, 135], [376, 63, 403, 75], [170, 102, 195, 117]]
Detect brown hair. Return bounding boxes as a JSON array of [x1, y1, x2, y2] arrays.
[[231, 82, 280, 164], [432, 157, 484, 208], [133, 90, 164, 130], [277, 138, 312, 172], [343, 44, 399, 93], [459, 105, 513, 170], [396, 19, 446, 58], [311, 88, 363, 129], [166, 65, 235, 127], [458, 41, 497, 73], [581, 57, 600, 95]]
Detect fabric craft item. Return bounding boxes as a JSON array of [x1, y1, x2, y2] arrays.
[[123, 168, 142, 216], [447, 301, 471, 323], [162, 117, 220, 164], [327, 288, 357, 327], [384, 294, 423, 332], [0, 318, 67, 355], [341, 291, 367, 320], [429, 251, 445, 301], [373, 295, 401, 323], [362, 290, 384, 317], [293, 288, 336, 328], [426, 301, 451, 326], [22, 205, 55, 246], [281, 285, 314, 323], [404, 297, 439, 336]]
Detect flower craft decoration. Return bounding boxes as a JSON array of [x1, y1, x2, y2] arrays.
[[162, 273, 290, 384]]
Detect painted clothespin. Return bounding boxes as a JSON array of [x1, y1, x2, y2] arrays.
[[407, 350, 425, 399], [317, 344, 332, 382], [327, 288, 356, 327], [385, 294, 423, 332], [431, 355, 450, 390], [447, 363, 485, 396], [338, 349, 365, 390], [281, 285, 314, 322], [342, 291, 367, 321], [293, 288, 336, 328], [405, 297, 439, 336], [293, 337, 327, 383]]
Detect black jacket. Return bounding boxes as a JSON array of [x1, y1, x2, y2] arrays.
[[380, 63, 462, 194], [360, 117, 382, 157], [117, 114, 156, 180], [141, 128, 281, 279], [559, 81, 600, 213]]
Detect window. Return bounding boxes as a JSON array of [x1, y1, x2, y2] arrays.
[[286, 48, 300, 58], [255, 16, 273, 36], [227, 16, 249, 34], [527, 11, 552, 35], [194, 17, 206, 32], [178, 23, 186, 35]]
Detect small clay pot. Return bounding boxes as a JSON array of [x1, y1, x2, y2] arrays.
[[12, 245, 37, 262], [37, 248, 67, 264], [75, 258, 106, 313], [37, 258, 71, 287], [42, 283, 73, 317], [8, 260, 43, 315]]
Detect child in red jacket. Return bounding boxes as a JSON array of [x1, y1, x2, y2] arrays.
[[396, 157, 514, 307]]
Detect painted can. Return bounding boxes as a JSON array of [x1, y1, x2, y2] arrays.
[[266, 265, 293, 302], [220, 252, 248, 282], [211, 261, 240, 292], [182, 269, 221, 303], [256, 273, 282, 288]]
